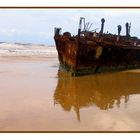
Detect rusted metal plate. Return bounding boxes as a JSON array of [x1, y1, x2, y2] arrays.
[[54, 18, 140, 76]]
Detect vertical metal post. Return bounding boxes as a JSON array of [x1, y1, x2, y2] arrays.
[[125, 22, 131, 37], [117, 25, 122, 41], [54, 27, 62, 36], [78, 17, 85, 38], [100, 18, 105, 35]]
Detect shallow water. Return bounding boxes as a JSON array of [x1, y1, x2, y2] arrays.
[[0, 57, 140, 131], [54, 69, 140, 131]]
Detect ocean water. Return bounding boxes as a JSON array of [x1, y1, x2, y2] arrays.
[[54, 70, 140, 131], [0, 43, 57, 57], [0, 43, 140, 131]]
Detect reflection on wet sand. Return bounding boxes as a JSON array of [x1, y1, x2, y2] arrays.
[[54, 71, 140, 121]]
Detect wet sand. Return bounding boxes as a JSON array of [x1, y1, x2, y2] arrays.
[[0, 56, 140, 131]]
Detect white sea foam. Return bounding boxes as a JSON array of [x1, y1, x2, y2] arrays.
[[0, 43, 57, 57]]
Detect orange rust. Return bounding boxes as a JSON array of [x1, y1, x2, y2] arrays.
[[54, 18, 140, 76]]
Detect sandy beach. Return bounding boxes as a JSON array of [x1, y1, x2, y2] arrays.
[[0, 56, 58, 131], [0, 43, 140, 131]]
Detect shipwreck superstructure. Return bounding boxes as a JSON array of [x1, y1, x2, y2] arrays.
[[54, 17, 140, 76]]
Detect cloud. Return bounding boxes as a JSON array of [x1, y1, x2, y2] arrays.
[[0, 9, 140, 45], [103, 9, 140, 17]]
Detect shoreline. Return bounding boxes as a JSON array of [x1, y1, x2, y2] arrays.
[[0, 54, 140, 131], [0, 43, 139, 131]]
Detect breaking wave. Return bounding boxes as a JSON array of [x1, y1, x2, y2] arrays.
[[0, 43, 57, 57]]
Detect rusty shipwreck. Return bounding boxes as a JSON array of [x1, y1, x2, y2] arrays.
[[54, 17, 140, 76]]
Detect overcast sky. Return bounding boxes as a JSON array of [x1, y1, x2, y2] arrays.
[[0, 9, 140, 45]]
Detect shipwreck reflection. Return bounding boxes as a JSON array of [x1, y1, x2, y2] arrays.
[[54, 70, 140, 121]]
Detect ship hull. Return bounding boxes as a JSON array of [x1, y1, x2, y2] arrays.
[[54, 34, 140, 76]]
